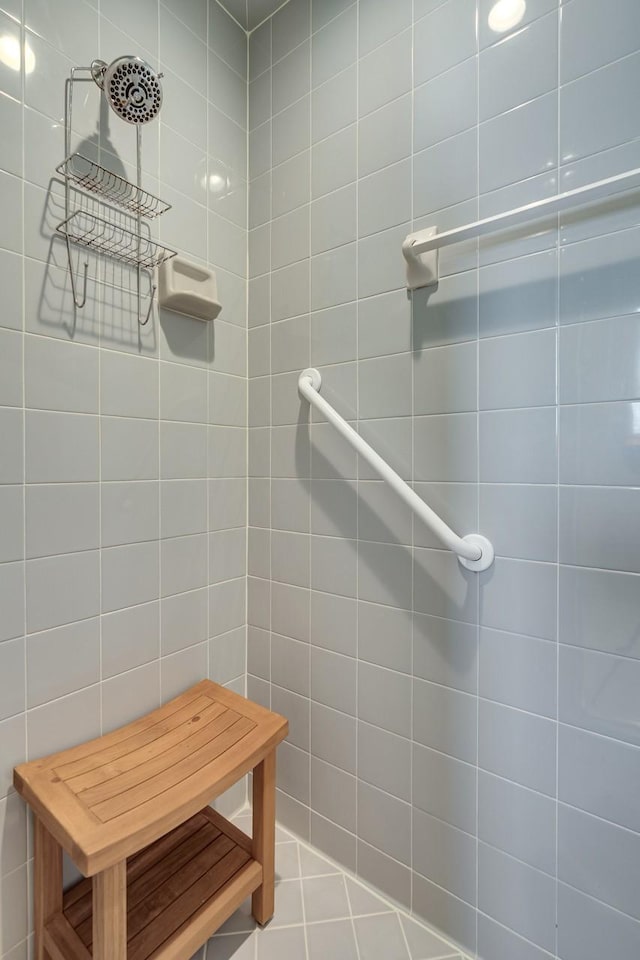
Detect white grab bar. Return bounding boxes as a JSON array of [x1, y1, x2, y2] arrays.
[[298, 368, 494, 572], [403, 165, 640, 290]]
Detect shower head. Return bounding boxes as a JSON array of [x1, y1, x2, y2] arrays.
[[91, 56, 163, 125]]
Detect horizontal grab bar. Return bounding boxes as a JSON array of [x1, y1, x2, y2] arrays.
[[403, 165, 640, 290], [298, 369, 494, 572]]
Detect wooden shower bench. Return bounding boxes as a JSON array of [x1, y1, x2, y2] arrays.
[[13, 679, 288, 960]]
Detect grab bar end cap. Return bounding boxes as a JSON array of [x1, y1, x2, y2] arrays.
[[458, 535, 494, 572], [299, 367, 322, 393], [403, 227, 439, 290]]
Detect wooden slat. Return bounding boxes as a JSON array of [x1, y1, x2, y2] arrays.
[[126, 813, 211, 887], [44, 914, 92, 960], [73, 832, 237, 951], [203, 806, 253, 854], [148, 860, 262, 960], [59, 808, 265, 960], [66, 701, 228, 793], [14, 680, 288, 876], [128, 822, 221, 910], [63, 876, 92, 915], [17, 713, 284, 876], [127, 847, 251, 960], [197, 683, 282, 727], [52, 686, 213, 778], [77, 709, 240, 808], [126, 835, 236, 945], [64, 814, 210, 927], [78, 711, 289, 873], [72, 823, 222, 941], [92, 716, 256, 822], [57, 695, 214, 783]]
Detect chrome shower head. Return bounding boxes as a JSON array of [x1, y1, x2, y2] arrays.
[[91, 56, 163, 124]]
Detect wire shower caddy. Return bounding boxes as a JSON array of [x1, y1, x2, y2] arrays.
[[57, 65, 177, 325]]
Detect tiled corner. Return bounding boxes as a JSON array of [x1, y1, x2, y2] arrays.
[[2, 1, 640, 959], [206, 812, 467, 960], [3, 6, 250, 958]]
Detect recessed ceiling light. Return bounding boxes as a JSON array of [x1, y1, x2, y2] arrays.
[[0, 34, 36, 74], [0, 34, 20, 72], [25, 40, 35, 74], [488, 0, 527, 34], [209, 173, 229, 194]]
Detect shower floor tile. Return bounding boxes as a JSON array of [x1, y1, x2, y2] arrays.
[[202, 811, 467, 960]]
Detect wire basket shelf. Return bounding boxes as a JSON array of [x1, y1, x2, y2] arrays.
[[56, 153, 171, 219], [57, 210, 177, 270]]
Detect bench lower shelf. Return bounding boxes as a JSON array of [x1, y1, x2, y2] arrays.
[[44, 807, 262, 960]]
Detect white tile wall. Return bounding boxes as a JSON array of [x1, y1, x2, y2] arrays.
[[0, 1, 247, 955], [3, 2, 640, 959], [245, 1, 640, 959]]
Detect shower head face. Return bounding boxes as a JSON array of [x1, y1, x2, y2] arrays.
[[98, 56, 163, 124]]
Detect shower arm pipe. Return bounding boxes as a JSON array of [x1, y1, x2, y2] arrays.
[[64, 68, 95, 308], [298, 369, 494, 572], [63, 66, 155, 323], [136, 122, 156, 327]]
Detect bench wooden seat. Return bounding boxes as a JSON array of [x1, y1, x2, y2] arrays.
[[14, 679, 288, 960]]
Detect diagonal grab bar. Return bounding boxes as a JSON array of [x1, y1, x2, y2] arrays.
[[298, 369, 494, 572]]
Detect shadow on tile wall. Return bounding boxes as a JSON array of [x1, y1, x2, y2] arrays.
[[245, 0, 640, 958], [0, 1, 249, 953]]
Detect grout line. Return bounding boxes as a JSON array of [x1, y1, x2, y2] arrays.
[[243, 3, 250, 714], [408, 0, 416, 923], [354, 0, 361, 885], [295, 825, 464, 954], [205, 0, 212, 710], [97, 197, 103, 734], [267, 0, 274, 726], [474, 0, 481, 953], [555, 3, 562, 955], [475, 911, 557, 960], [208, 0, 247, 33], [20, 0, 28, 884], [558, 44, 640, 91], [307, 0, 313, 825], [297, 841, 311, 960], [475, 0, 560, 54], [343, 868, 363, 960], [96, 0, 104, 738], [247, 0, 293, 36]]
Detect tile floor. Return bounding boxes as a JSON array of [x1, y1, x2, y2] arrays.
[[201, 812, 467, 960]]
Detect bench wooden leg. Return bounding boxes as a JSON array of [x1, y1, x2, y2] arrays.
[[34, 818, 63, 960], [251, 750, 276, 925], [93, 860, 127, 960]]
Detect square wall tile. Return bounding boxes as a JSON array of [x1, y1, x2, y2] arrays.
[[414, 0, 477, 86], [480, 92, 558, 195], [480, 13, 557, 121], [479, 843, 556, 953], [359, 30, 412, 118]]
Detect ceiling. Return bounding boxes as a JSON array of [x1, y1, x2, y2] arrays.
[[217, 0, 290, 31]]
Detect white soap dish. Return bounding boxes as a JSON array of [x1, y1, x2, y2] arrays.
[[158, 256, 222, 322]]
